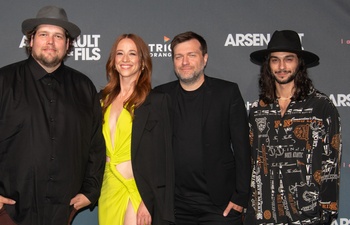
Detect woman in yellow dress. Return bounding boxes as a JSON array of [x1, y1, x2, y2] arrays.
[[98, 34, 174, 225]]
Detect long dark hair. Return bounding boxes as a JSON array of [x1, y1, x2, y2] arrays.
[[101, 34, 152, 119], [259, 55, 314, 104]]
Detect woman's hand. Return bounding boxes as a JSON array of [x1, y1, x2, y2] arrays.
[[137, 201, 152, 225]]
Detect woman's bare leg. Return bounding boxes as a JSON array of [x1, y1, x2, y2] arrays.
[[124, 200, 137, 225]]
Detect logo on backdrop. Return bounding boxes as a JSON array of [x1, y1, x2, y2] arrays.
[[245, 94, 349, 110], [19, 34, 101, 61], [224, 33, 305, 47], [340, 38, 350, 45], [342, 160, 350, 169], [329, 94, 350, 107], [149, 36, 172, 58], [332, 218, 350, 225], [70, 34, 101, 60]]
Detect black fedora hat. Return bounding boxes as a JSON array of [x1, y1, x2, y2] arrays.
[[22, 6, 81, 39], [250, 30, 319, 67]]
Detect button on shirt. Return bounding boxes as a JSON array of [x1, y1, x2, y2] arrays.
[[0, 56, 106, 225]]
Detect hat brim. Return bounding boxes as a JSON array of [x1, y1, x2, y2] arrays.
[[22, 18, 81, 39], [250, 49, 319, 67]]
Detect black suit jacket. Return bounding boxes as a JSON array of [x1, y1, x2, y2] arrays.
[[131, 90, 175, 224], [155, 76, 251, 208]]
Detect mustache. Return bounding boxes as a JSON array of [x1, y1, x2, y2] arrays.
[[274, 70, 291, 74]]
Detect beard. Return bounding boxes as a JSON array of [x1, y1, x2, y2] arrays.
[[175, 69, 203, 85], [273, 70, 296, 84], [32, 51, 64, 69]]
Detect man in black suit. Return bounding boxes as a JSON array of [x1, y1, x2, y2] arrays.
[[155, 31, 251, 225]]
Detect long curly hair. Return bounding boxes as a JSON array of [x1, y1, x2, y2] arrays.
[[100, 34, 152, 119], [259, 55, 314, 104]]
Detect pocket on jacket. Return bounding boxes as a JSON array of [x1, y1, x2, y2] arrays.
[[223, 160, 235, 170], [144, 120, 158, 131]]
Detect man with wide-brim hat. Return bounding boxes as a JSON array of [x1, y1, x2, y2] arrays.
[[250, 30, 319, 67], [22, 5, 81, 38], [0, 6, 105, 225], [244, 30, 341, 225], [22, 5, 81, 59]]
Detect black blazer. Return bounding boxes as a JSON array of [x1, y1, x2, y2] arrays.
[[155, 76, 251, 208], [132, 90, 175, 224]]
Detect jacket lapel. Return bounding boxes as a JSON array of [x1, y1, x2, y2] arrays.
[[202, 76, 213, 127], [131, 97, 150, 160]]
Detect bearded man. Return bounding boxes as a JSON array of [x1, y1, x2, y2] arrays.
[[0, 6, 105, 225], [245, 30, 342, 225]]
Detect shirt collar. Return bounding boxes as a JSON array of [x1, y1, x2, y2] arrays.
[[28, 55, 64, 83]]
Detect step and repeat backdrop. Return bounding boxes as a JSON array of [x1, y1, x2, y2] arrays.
[[1, 1, 349, 224]]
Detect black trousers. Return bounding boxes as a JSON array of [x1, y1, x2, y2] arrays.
[[175, 198, 243, 225], [0, 206, 77, 225]]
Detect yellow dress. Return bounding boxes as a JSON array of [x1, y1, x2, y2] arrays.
[[98, 105, 142, 225]]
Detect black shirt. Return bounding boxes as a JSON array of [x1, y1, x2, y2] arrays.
[[0, 56, 106, 225], [173, 82, 210, 203]]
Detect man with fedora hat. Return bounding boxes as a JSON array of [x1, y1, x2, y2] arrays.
[[244, 30, 342, 224], [0, 5, 105, 225]]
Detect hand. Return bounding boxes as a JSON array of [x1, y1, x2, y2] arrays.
[[223, 201, 243, 217], [70, 194, 91, 211], [0, 195, 16, 209], [137, 201, 152, 225]]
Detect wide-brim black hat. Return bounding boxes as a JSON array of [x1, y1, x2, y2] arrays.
[[22, 6, 81, 39], [250, 30, 319, 67]]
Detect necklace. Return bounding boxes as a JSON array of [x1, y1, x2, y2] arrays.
[[277, 97, 291, 101], [276, 95, 292, 100]]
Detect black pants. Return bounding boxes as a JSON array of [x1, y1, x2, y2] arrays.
[[175, 198, 243, 225], [0, 206, 77, 225]]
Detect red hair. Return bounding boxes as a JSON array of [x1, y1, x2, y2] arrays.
[[101, 34, 152, 119]]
